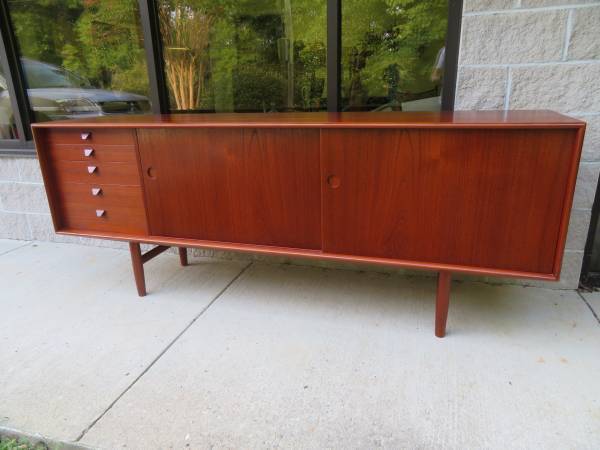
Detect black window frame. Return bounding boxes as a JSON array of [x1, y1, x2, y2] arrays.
[[0, 0, 463, 156], [0, 0, 35, 154]]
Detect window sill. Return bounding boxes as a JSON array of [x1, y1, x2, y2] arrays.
[[0, 148, 36, 156], [0, 140, 36, 157]]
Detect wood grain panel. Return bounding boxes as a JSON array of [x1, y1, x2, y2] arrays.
[[55, 183, 145, 209], [321, 128, 578, 274], [47, 144, 137, 163], [31, 110, 585, 130], [53, 228, 561, 281], [46, 128, 135, 145], [51, 160, 141, 185], [138, 128, 321, 249], [56, 184, 147, 234]]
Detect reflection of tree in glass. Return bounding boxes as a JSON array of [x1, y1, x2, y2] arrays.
[[8, 0, 149, 95], [158, 1, 218, 110], [76, 1, 149, 95], [10, 0, 328, 113], [230, 10, 286, 112], [342, 0, 448, 111], [158, 0, 327, 113], [297, 41, 326, 111]]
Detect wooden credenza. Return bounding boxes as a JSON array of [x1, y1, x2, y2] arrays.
[[32, 111, 586, 337]]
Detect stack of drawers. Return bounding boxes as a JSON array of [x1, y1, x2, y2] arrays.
[[45, 128, 148, 234]]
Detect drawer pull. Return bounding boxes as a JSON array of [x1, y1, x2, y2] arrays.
[[83, 148, 94, 157], [327, 175, 341, 189], [96, 209, 106, 217], [91, 187, 102, 196], [87, 166, 97, 174], [81, 132, 91, 140]]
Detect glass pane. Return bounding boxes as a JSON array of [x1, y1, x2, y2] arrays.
[[0, 66, 17, 139], [157, 0, 327, 113], [7, 0, 152, 122], [342, 0, 448, 112]]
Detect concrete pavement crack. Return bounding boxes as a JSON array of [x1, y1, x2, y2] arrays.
[[73, 261, 253, 443], [0, 241, 32, 257], [576, 290, 600, 325]]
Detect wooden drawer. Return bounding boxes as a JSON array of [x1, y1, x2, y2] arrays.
[[56, 183, 144, 209], [46, 128, 135, 145], [57, 183, 147, 234], [47, 144, 137, 163], [51, 160, 141, 186]]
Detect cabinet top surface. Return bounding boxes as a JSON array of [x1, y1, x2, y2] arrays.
[[31, 110, 584, 129]]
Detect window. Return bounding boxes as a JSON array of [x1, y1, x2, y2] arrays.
[[342, 0, 449, 112], [6, 0, 152, 123], [0, 0, 461, 153], [156, 0, 327, 113]]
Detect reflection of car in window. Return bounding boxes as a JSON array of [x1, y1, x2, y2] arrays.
[[0, 58, 151, 127]]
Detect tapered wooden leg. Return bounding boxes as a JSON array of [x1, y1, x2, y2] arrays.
[[435, 271, 451, 338], [129, 242, 146, 297], [178, 247, 188, 266]]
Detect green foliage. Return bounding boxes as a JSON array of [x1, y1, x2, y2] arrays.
[[9, 0, 149, 95], [342, 0, 448, 109], [156, 0, 327, 111], [7, 0, 447, 111], [9, 0, 82, 66], [297, 41, 326, 110], [233, 67, 285, 112], [74, 0, 149, 94], [0, 437, 46, 450]]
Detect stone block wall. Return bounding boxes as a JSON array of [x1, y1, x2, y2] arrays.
[[0, 156, 52, 241], [457, 0, 600, 288], [0, 155, 130, 249], [1, 0, 599, 288]]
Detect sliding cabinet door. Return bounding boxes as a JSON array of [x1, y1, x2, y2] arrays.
[[138, 128, 321, 249], [321, 128, 577, 274]]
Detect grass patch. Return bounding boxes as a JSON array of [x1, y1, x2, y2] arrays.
[[0, 437, 47, 450]]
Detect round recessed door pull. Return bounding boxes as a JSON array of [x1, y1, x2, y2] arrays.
[[87, 166, 97, 174], [147, 167, 156, 179], [327, 175, 341, 189], [83, 148, 94, 157], [91, 187, 102, 196], [96, 209, 105, 218]]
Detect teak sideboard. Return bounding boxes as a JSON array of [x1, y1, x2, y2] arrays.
[[32, 111, 586, 337]]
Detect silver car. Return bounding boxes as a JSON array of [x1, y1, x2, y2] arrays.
[[0, 58, 151, 138]]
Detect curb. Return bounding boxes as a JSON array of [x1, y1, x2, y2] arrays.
[[0, 426, 96, 450]]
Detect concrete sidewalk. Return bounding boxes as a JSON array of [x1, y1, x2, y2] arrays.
[[1, 239, 599, 449]]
